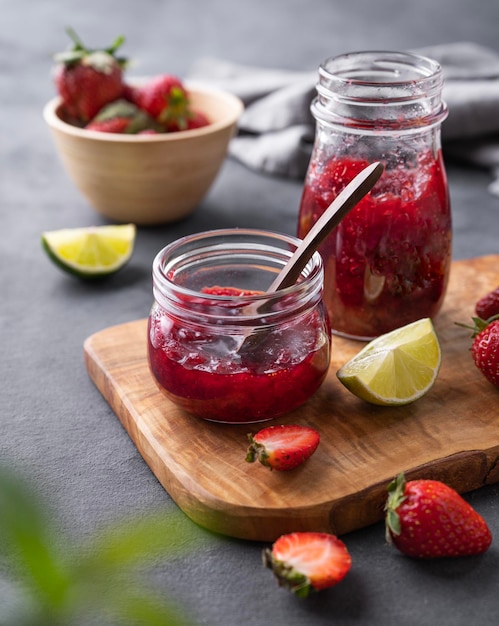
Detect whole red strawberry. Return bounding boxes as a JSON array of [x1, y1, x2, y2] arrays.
[[128, 74, 189, 129], [246, 424, 320, 471], [385, 473, 492, 558], [263, 532, 351, 597], [475, 286, 499, 320], [54, 28, 127, 123], [470, 317, 499, 387]]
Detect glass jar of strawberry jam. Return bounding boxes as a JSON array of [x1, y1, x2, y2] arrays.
[[148, 229, 331, 423], [298, 51, 452, 340]]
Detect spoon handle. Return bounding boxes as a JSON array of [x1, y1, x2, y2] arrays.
[[268, 161, 384, 293]]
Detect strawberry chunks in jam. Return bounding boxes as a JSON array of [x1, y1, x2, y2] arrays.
[[148, 286, 330, 423], [298, 153, 451, 338]]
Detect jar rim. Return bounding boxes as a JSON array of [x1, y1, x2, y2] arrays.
[[314, 50, 448, 132], [151, 228, 324, 324], [319, 50, 443, 86]]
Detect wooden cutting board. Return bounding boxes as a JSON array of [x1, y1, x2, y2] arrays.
[[84, 255, 499, 542]]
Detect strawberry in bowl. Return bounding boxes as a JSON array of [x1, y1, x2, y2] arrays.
[[54, 28, 127, 125], [53, 29, 211, 135], [44, 29, 243, 225]]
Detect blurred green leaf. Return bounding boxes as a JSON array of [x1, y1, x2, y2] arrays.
[[0, 465, 201, 625], [0, 467, 71, 610]]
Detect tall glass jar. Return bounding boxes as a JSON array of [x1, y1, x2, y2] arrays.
[[148, 229, 331, 424], [298, 51, 452, 340]]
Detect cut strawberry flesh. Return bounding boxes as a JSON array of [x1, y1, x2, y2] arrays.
[[270, 532, 352, 592], [255, 425, 319, 452]]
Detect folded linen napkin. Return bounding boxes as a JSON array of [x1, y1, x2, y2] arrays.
[[188, 42, 499, 195]]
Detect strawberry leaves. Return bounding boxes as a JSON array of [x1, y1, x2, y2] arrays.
[[54, 27, 127, 69], [384, 472, 407, 540]]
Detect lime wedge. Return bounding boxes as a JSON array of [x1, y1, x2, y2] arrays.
[[41, 224, 136, 279], [336, 318, 441, 405]]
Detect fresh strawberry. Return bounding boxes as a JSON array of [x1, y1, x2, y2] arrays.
[[458, 315, 499, 388], [128, 74, 189, 129], [246, 424, 320, 471], [54, 28, 127, 123], [85, 99, 161, 134], [470, 317, 499, 387], [167, 109, 211, 132], [86, 117, 131, 134], [385, 472, 492, 558], [122, 82, 140, 104], [475, 286, 499, 320], [263, 532, 351, 597], [185, 110, 210, 130]]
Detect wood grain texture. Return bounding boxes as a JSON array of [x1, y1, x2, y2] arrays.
[[84, 255, 499, 542]]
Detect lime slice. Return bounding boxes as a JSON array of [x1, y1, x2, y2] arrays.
[[41, 224, 136, 279], [336, 318, 441, 405]]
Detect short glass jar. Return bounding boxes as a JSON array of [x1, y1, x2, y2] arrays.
[[148, 229, 331, 424], [298, 51, 452, 340]]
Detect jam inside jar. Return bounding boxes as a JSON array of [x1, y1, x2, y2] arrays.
[[298, 51, 452, 339], [147, 229, 331, 424]]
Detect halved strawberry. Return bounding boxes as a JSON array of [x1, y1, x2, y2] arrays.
[[385, 472, 492, 558], [263, 532, 352, 597], [246, 424, 320, 471]]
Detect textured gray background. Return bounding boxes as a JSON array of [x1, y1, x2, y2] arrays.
[[1, 1, 499, 625]]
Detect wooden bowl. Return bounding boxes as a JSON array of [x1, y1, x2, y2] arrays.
[[43, 83, 244, 225]]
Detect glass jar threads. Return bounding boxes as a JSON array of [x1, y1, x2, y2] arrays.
[[148, 229, 331, 423], [298, 51, 452, 340]]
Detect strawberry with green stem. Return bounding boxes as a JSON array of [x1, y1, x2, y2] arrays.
[[86, 99, 162, 134], [128, 74, 190, 130], [458, 314, 499, 388], [385, 472, 492, 558], [54, 28, 127, 123]]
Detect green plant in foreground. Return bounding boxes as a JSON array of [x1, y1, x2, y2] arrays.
[[0, 466, 200, 625]]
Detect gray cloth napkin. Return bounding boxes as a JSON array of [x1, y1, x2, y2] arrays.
[[188, 42, 499, 195]]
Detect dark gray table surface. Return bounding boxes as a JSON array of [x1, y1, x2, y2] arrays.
[[2, 1, 499, 625]]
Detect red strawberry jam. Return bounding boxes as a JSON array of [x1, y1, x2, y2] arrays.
[[298, 152, 452, 338], [148, 286, 331, 423]]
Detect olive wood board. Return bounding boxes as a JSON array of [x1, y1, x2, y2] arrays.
[[84, 255, 499, 542]]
